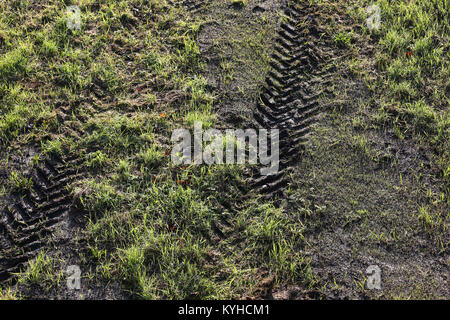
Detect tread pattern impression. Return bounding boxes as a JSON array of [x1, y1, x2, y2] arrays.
[[0, 155, 83, 283], [250, 3, 327, 200], [211, 3, 331, 239]]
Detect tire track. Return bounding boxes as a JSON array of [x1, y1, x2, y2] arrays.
[[1, 63, 140, 284], [210, 3, 331, 239], [0, 154, 85, 283], [250, 3, 328, 200]]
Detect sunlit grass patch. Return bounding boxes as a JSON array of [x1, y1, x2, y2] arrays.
[[0, 287, 17, 300], [9, 170, 33, 193], [185, 109, 216, 129], [0, 43, 31, 80], [137, 144, 164, 169], [16, 251, 63, 288]]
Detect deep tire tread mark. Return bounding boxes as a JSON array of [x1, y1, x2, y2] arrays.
[[249, 2, 327, 201], [0, 155, 82, 284]]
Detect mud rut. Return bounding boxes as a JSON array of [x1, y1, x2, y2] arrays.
[[187, 1, 332, 245], [0, 1, 331, 288], [0, 94, 107, 283], [0, 155, 84, 282], [251, 3, 325, 200]]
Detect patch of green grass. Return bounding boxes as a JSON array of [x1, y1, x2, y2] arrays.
[[178, 34, 202, 72], [16, 251, 63, 288], [74, 179, 124, 216], [82, 112, 155, 154], [0, 43, 31, 80], [86, 150, 110, 169], [240, 202, 313, 283], [334, 31, 354, 47], [41, 138, 64, 157], [185, 109, 216, 129], [9, 171, 33, 193], [91, 55, 121, 93], [0, 287, 17, 300], [138, 145, 164, 169], [417, 206, 447, 233]]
